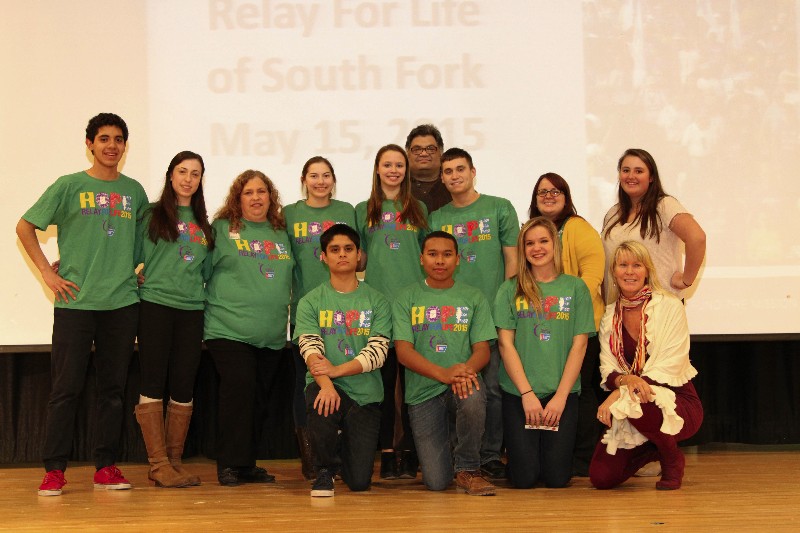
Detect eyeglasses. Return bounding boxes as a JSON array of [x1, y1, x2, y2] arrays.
[[409, 145, 439, 156], [536, 188, 562, 198]]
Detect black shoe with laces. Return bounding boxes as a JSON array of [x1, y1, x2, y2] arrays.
[[217, 467, 240, 487], [238, 466, 276, 483], [480, 459, 507, 480], [311, 468, 334, 497]]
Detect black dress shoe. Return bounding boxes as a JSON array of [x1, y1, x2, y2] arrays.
[[380, 452, 399, 480], [218, 467, 240, 487], [398, 450, 419, 479], [480, 460, 507, 480], [238, 466, 276, 483]]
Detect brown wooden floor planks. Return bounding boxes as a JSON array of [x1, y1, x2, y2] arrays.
[[1, 446, 798, 532]]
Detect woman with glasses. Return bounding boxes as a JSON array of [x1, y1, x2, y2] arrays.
[[356, 144, 428, 480], [602, 148, 706, 303], [528, 173, 605, 477]]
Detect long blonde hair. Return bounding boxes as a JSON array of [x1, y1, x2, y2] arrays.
[[606, 240, 663, 301], [515, 217, 564, 313]]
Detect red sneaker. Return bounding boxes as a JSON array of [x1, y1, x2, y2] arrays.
[[93, 465, 132, 490], [38, 470, 67, 496]]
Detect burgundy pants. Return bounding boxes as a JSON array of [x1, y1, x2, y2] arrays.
[[589, 383, 703, 489]]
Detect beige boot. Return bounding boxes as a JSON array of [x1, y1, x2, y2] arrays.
[[135, 402, 192, 488], [165, 402, 201, 486]]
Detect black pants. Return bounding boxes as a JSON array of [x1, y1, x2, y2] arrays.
[[573, 335, 604, 475], [306, 382, 380, 491], [207, 339, 283, 470], [504, 391, 579, 488], [43, 304, 139, 472], [378, 348, 415, 451], [138, 300, 203, 403]]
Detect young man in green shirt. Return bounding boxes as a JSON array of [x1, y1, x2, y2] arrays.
[[428, 147, 520, 480], [16, 113, 148, 496], [293, 224, 391, 497], [394, 231, 497, 496]]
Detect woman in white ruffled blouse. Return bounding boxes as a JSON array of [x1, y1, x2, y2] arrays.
[[589, 241, 703, 490]]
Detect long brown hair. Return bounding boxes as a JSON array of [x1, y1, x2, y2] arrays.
[[215, 170, 285, 232], [603, 148, 668, 242], [147, 151, 215, 250], [515, 217, 564, 314], [366, 144, 428, 229]]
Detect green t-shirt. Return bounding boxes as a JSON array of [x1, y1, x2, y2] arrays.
[[204, 218, 294, 349], [355, 199, 428, 301], [139, 206, 210, 310], [283, 199, 356, 325], [493, 275, 596, 399], [22, 171, 149, 310], [293, 281, 391, 406], [392, 280, 497, 405], [428, 194, 519, 303]]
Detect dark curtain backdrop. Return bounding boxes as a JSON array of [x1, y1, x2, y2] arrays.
[[0, 348, 296, 464], [0, 340, 798, 464]]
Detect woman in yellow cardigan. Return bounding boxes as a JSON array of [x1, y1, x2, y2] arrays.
[[528, 172, 605, 476]]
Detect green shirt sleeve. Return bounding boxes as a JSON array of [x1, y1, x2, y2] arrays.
[[391, 287, 414, 343], [498, 198, 520, 247], [492, 279, 517, 330], [293, 290, 320, 342], [371, 290, 393, 339], [469, 289, 498, 344]]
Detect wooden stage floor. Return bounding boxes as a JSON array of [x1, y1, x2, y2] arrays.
[[1, 445, 798, 532]]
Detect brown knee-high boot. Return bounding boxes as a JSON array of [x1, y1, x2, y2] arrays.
[[135, 402, 192, 488], [165, 402, 201, 486]]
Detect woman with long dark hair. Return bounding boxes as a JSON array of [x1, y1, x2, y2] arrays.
[[356, 144, 428, 479], [602, 148, 706, 302], [135, 151, 214, 488]]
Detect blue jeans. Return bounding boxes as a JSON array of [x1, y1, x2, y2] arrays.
[[44, 304, 139, 472], [480, 342, 503, 464], [503, 391, 578, 488], [305, 382, 380, 492], [409, 381, 486, 491]]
